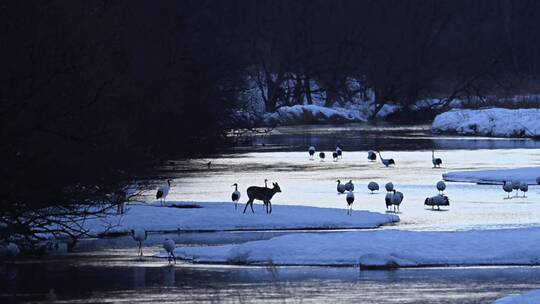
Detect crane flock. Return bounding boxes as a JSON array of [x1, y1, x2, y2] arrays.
[[125, 147, 536, 263]]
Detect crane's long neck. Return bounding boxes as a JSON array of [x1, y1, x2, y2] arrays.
[[235, 184, 238, 191], [432, 150, 435, 160]]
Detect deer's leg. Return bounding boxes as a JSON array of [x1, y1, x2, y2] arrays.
[[269, 201, 272, 214], [243, 199, 253, 214], [250, 200, 255, 213]]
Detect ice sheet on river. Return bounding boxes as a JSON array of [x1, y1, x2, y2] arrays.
[[494, 289, 540, 304], [443, 167, 540, 185], [168, 228, 540, 267], [83, 202, 399, 236]]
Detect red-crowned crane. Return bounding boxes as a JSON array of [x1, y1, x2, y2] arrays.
[[436, 181, 446, 194], [319, 152, 326, 161], [346, 191, 355, 216], [367, 150, 377, 161], [231, 183, 241, 210], [308, 146, 316, 160], [519, 182, 528, 198], [163, 238, 176, 263], [503, 180, 513, 199], [377, 151, 395, 167], [156, 179, 172, 206], [432, 150, 442, 168], [368, 181, 379, 194], [336, 180, 346, 194], [131, 228, 147, 259]]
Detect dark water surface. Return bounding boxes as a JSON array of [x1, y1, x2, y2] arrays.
[[238, 123, 540, 152], [2, 255, 540, 304]]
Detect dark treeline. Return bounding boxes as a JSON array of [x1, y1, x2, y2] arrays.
[[2, 0, 540, 247], [233, 0, 540, 114]]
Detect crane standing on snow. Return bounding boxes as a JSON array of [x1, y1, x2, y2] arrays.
[[319, 152, 326, 161], [345, 180, 354, 191], [333, 151, 339, 161], [346, 190, 355, 215], [308, 146, 316, 160], [336, 146, 343, 159], [432, 150, 443, 168], [336, 180, 346, 194], [512, 180, 521, 197], [156, 179, 172, 206], [231, 183, 241, 210], [391, 189, 403, 213], [436, 181, 446, 194], [519, 182, 528, 198], [502, 180, 513, 199], [377, 151, 395, 167], [368, 181, 379, 194], [367, 150, 377, 161]]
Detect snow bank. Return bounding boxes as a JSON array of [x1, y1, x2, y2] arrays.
[[168, 228, 540, 267], [432, 108, 540, 137], [494, 289, 540, 304], [443, 167, 540, 185], [82, 202, 399, 236], [263, 105, 369, 125]]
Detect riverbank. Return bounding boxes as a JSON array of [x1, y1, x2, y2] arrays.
[[432, 108, 540, 138]]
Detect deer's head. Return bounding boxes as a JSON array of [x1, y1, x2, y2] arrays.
[[273, 182, 282, 193]]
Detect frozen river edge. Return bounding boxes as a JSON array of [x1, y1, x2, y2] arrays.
[[163, 227, 540, 269], [443, 167, 540, 184]]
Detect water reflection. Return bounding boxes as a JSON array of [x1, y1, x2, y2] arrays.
[[133, 267, 146, 288], [243, 123, 540, 152]]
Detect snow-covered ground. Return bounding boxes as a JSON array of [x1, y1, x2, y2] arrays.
[[263, 104, 369, 125], [82, 202, 399, 236], [242, 103, 415, 126], [432, 108, 540, 137], [443, 167, 540, 185], [494, 289, 540, 304], [166, 227, 540, 267]]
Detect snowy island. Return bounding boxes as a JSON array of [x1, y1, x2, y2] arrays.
[[83, 202, 399, 236]]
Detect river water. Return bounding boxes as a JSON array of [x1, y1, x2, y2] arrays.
[[2, 123, 540, 303]]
